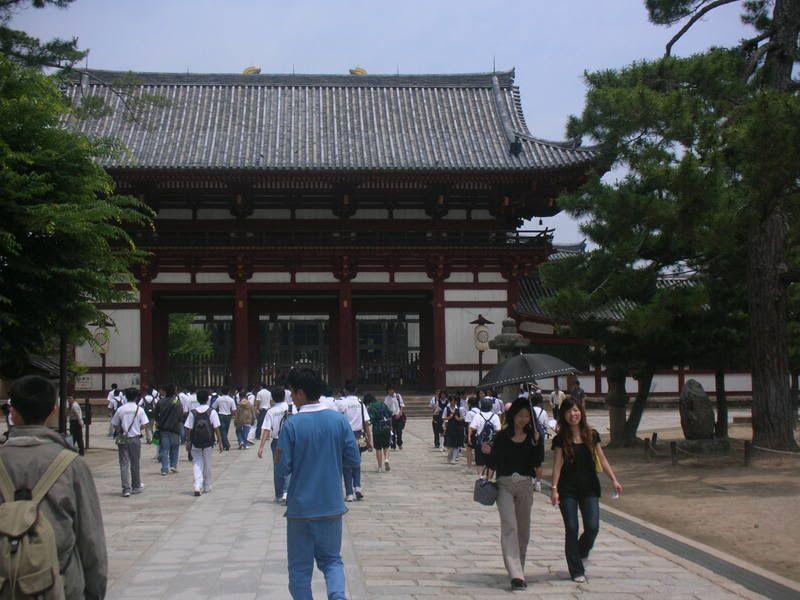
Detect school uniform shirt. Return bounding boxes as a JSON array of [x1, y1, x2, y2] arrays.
[[184, 404, 221, 430], [179, 392, 191, 415], [107, 393, 120, 413], [212, 394, 237, 416], [256, 387, 272, 410], [110, 402, 149, 437], [336, 395, 370, 432], [262, 402, 296, 439], [533, 406, 549, 434], [318, 396, 337, 411], [465, 406, 480, 426], [470, 410, 501, 437], [491, 396, 505, 415], [69, 402, 82, 422], [384, 393, 405, 417]]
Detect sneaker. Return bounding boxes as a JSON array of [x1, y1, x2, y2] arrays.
[[161, 471, 168, 476], [345, 494, 355, 502], [280, 492, 287, 504], [132, 485, 144, 495], [534, 479, 542, 492], [122, 491, 131, 498], [384, 461, 390, 472], [194, 491, 201, 497], [376, 466, 383, 473], [355, 489, 364, 500], [511, 579, 526, 591], [170, 467, 178, 473], [572, 575, 587, 583]]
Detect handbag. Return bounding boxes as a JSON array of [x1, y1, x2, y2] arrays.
[[151, 430, 161, 445], [473, 467, 498, 506], [593, 447, 603, 473], [355, 400, 369, 451], [114, 406, 139, 447]]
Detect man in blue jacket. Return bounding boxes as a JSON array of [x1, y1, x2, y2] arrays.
[[275, 368, 360, 600]]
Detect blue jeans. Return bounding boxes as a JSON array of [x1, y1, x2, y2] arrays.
[[159, 431, 180, 474], [219, 414, 232, 450], [559, 495, 600, 578], [235, 425, 250, 447], [342, 464, 361, 496], [287, 517, 346, 600], [271, 438, 290, 498]]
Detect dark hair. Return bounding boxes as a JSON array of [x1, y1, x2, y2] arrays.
[[9, 376, 56, 425], [124, 387, 140, 403], [556, 398, 594, 462], [110, 383, 118, 390], [468, 396, 478, 409], [363, 393, 376, 405], [503, 397, 534, 434], [288, 368, 322, 402], [272, 387, 286, 403], [385, 382, 395, 392], [344, 379, 356, 394], [220, 387, 229, 395], [164, 383, 176, 397], [479, 397, 493, 412], [197, 389, 209, 404], [530, 392, 543, 406]]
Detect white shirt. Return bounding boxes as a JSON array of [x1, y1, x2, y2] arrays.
[[107, 391, 120, 412], [470, 410, 501, 437], [111, 402, 149, 437], [262, 402, 296, 439], [319, 396, 337, 411], [184, 404, 221, 429], [384, 393, 404, 417], [533, 406, 549, 433], [212, 394, 237, 415], [550, 389, 565, 407], [336, 395, 370, 431], [179, 392, 191, 414], [491, 396, 505, 415], [465, 406, 480, 425], [68, 402, 82, 421], [256, 387, 272, 410]]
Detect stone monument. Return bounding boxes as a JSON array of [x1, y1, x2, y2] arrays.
[[678, 378, 729, 453], [488, 317, 528, 406]]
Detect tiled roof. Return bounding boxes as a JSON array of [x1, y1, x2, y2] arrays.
[[63, 69, 597, 172]]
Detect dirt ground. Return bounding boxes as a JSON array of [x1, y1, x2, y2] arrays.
[[545, 423, 800, 582]]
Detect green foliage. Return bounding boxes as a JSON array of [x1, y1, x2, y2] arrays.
[[168, 314, 213, 359], [0, 1, 85, 68], [0, 56, 153, 367]]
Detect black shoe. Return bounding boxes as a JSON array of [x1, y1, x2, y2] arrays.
[[511, 579, 526, 591], [194, 491, 201, 497], [355, 490, 364, 500]]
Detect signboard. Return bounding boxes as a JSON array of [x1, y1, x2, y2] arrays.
[[74, 375, 92, 391]]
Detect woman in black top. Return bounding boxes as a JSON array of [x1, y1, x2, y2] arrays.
[[483, 397, 541, 591], [551, 399, 622, 583]]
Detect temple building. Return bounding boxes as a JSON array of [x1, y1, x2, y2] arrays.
[[67, 69, 597, 393]]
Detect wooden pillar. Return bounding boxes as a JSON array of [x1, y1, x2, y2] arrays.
[[432, 278, 446, 390], [233, 281, 249, 389], [152, 306, 169, 386], [338, 284, 354, 386], [139, 279, 153, 387]]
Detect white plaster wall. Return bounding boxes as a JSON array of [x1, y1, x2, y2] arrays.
[[445, 273, 474, 283], [296, 209, 335, 219], [352, 209, 389, 219], [442, 209, 467, 220], [74, 372, 141, 392], [77, 310, 141, 369], [156, 208, 192, 219], [75, 338, 101, 368], [478, 272, 505, 283], [394, 209, 428, 219], [408, 322, 420, 347], [446, 370, 483, 388], [351, 272, 390, 283], [195, 272, 233, 283], [445, 307, 506, 364], [394, 272, 431, 283], [252, 209, 290, 219], [196, 209, 234, 220], [295, 272, 337, 283], [726, 373, 752, 392], [152, 272, 191, 284], [652, 374, 680, 394], [445, 289, 507, 303], [471, 209, 493, 220], [685, 375, 716, 393], [250, 272, 291, 283]]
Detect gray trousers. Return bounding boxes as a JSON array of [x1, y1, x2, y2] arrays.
[[496, 475, 533, 580], [118, 436, 142, 493]]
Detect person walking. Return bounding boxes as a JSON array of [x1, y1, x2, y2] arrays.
[[364, 393, 392, 474], [67, 395, 85, 455], [463, 396, 480, 470], [531, 392, 550, 491], [235, 393, 255, 449], [139, 388, 157, 444], [442, 395, 464, 464], [185, 389, 223, 496], [551, 399, 622, 583], [255, 382, 272, 439], [274, 368, 361, 600], [110, 387, 149, 497], [154, 383, 183, 475], [257, 388, 295, 503], [1, 376, 107, 599], [550, 384, 565, 415], [212, 387, 236, 451], [482, 397, 542, 591], [336, 381, 372, 497], [469, 396, 502, 477], [384, 383, 406, 450], [429, 389, 448, 449]]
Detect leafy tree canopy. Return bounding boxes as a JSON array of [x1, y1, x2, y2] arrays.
[[168, 314, 213, 359]]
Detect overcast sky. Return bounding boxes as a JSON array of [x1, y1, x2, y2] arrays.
[[12, 0, 753, 243]]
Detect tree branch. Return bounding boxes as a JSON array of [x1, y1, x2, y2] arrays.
[[744, 40, 776, 80], [665, 0, 740, 57], [740, 30, 772, 51]]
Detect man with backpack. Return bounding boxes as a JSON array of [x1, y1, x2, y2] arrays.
[[0, 375, 107, 600], [111, 388, 149, 497], [257, 388, 296, 503], [155, 383, 184, 476], [185, 389, 222, 496], [469, 397, 502, 477], [365, 393, 392, 476]]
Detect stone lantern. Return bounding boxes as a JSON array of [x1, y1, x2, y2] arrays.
[[488, 317, 528, 405]]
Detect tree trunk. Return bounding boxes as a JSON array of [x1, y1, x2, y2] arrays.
[[624, 370, 653, 446], [747, 208, 797, 450], [605, 365, 628, 447], [715, 369, 728, 439], [792, 369, 799, 431]]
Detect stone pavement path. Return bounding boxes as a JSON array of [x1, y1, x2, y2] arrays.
[[89, 418, 769, 600]]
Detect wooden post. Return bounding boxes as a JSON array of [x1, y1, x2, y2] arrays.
[[83, 397, 91, 450], [431, 279, 445, 390], [670, 441, 677, 466], [651, 432, 658, 449], [140, 280, 153, 387], [233, 281, 249, 389], [643, 438, 651, 459], [744, 440, 752, 467], [338, 284, 354, 386]]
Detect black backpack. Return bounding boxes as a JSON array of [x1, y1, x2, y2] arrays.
[[190, 409, 216, 449], [475, 414, 496, 449], [532, 406, 547, 442], [372, 404, 392, 436]]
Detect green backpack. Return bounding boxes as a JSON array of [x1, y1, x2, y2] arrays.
[[0, 449, 77, 600]]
